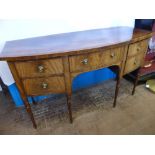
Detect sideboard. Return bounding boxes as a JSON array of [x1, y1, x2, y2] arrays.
[[0, 27, 153, 128]]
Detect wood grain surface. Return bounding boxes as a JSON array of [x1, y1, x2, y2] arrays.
[[0, 27, 152, 61]]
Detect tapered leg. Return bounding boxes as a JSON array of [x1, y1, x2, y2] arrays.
[[66, 94, 73, 123], [23, 99, 37, 129], [113, 68, 121, 108], [8, 62, 37, 129], [132, 68, 140, 95]]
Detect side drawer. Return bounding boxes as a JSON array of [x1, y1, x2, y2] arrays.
[[23, 76, 66, 96], [15, 58, 64, 78], [124, 54, 144, 74], [127, 39, 148, 57]]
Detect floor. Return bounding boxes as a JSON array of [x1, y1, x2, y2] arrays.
[[0, 78, 155, 135]]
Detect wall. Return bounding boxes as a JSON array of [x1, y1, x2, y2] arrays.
[[0, 19, 135, 51]]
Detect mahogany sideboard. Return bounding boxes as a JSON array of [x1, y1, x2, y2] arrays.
[[0, 27, 153, 128]]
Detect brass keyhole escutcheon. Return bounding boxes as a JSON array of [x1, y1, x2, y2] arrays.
[[42, 82, 48, 89], [38, 65, 44, 73]]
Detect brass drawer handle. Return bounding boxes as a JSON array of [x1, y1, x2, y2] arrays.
[[42, 82, 48, 89], [38, 65, 44, 72], [110, 52, 115, 58], [81, 58, 88, 65]]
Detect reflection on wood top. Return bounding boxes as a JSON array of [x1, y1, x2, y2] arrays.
[[0, 26, 153, 61]]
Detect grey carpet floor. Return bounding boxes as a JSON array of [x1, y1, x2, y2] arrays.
[[0, 78, 155, 135]]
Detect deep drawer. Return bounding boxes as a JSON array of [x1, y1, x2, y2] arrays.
[[23, 76, 66, 95]]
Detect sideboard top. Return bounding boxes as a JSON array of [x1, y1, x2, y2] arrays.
[[0, 26, 153, 61]]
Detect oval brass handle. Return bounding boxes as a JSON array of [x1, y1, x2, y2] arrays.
[[110, 52, 115, 58], [38, 65, 44, 73], [42, 82, 48, 89], [81, 58, 88, 65]]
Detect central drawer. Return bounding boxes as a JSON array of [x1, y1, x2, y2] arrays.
[[23, 76, 66, 96], [124, 53, 144, 74], [69, 47, 124, 72], [15, 58, 64, 78]]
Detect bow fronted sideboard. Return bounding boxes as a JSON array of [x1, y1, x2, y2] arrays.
[[0, 27, 153, 128]]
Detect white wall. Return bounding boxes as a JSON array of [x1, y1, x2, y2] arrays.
[[0, 19, 135, 49], [0, 19, 135, 86]]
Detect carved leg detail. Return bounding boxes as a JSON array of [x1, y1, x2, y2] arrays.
[[113, 68, 121, 108], [24, 100, 37, 129], [132, 68, 140, 95], [66, 94, 73, 123]]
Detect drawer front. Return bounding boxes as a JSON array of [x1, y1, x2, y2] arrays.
[[69, 49, 100, 72], [128, 39, 148, 57], [124, 54, 144, 74], [69, 47, 124, 72], [15, 58, 64, 78], [23, 76, 66, 95], [100, 47, 124, 66]]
